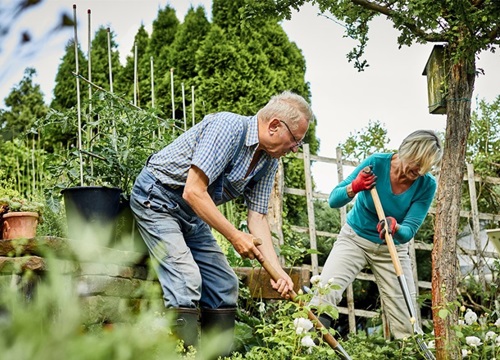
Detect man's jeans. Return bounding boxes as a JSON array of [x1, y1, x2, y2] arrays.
[[129, 167, 239, 309]]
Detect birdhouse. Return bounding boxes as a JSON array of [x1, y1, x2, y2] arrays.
[[422, 45, 448, 115]]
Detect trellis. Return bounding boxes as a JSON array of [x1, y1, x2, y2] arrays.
[[267, 144, 500, 336]]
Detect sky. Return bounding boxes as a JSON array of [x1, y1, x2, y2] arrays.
[[1, 0, 499, 192]]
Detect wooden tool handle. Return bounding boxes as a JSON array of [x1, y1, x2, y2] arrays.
[[369, 187, 404, 276], [251, 237, 342, 349]]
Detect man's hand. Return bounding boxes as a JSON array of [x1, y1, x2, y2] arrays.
[[270, 269, 294, 299], [351, 167, 377, 194], [231, 232, 264, 263], [377, 216, 398, 239]]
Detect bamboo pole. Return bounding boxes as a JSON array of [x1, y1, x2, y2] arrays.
[[107, 27, 114, 94], [170, 68, 175, 120], [150, 56, 155, 108], [182, 82, 186, 130], [133, 42, 137, 107], [73, 4, 84, 186], [191, 85, 195, 126], [87, 8, 93, 179], [106, 27, 117, 152]]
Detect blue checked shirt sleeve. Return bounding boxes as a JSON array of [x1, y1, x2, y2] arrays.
[[191, 115, 240, 184], [244, 160, 279, 214]]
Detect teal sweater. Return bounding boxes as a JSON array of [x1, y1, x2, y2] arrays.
[[329, 153, 436, 244]]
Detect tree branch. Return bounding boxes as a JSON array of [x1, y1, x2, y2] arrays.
[[350, 0, 446, 42]]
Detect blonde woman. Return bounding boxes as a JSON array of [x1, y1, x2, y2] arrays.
[[311, 130, 443, 339]]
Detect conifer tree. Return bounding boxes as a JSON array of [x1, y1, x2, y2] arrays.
[[169, 6, 211, 123], [88, 26, 122, 94], [116, 24, 151, 107], [147, 5, 180, 117], [0, 68, 48, 141], [51, 40, 88, 111]]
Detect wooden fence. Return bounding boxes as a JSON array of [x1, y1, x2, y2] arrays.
[[267, 144, 500, 336]]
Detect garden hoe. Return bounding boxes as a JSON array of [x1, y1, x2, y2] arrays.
[[364, 166, 436, 360], [252, 238, 352, 360]]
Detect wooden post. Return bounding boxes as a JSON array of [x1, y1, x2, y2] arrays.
[[303, 144, 318, 276], [336, 147, 356, 334], [466, 163, 486, 288], [267, 161, 285, 265], [409, 240, 421, 324]]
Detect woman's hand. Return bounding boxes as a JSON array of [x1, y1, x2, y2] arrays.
[[351, 168, 377, 194], [377, 216, 398, 239]]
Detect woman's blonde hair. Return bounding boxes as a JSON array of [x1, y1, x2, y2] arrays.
[[398, 130, 443, 175]]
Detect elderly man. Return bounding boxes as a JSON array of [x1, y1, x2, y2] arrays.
[[130, 91, 313, 356]]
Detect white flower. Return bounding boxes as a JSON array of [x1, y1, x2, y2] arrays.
[[465, 336, 482, 347], [461, 349, 468, 358], [327, 277, 335, 285], [310, 275, 321, 286], [464, 309, 478, 325], [257, 301, 266, 314], [301, 335, 316, 348], [458, 319, 465, 326], [427, 340, 435, 349], [495, 318, 500, 328], [485, 331, 497, 342], [294, 317, 314, 334], [496, 336, 500, 346]]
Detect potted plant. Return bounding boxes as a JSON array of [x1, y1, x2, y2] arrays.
[[0, 189, 44, 240], [41, 91, 175, 247]]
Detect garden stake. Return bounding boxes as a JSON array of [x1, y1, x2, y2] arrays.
[[252, 238, 352, 360], [365, 167, 435, 360]]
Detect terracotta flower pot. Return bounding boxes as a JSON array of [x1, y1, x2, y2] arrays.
[[2, 211, 39, 240]]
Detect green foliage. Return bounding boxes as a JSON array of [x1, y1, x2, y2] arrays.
[[465, 96, 500, 216], [232, 281, 341, 359], [169, 6, 211, 122], [0, 68, 48, 141], [458, 260, 500, 319], [249, 0, 500, 71], [116, 24, 151, 107], [40, 90, 175, 195], [446, 301, 500, 359], [51, 40, 88, 112], [340, 120, 392, 162], [88, 26, 122, 93], [0, 251, 193, 359]]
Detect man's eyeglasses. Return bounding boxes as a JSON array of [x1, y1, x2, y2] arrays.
[[279, 120, 304, 149]]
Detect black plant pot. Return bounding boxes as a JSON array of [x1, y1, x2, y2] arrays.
[[62, 186, 122, 244]]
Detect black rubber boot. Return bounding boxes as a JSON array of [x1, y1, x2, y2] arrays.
[[200, 307, 237, 359], [168, 307, 199, 350]]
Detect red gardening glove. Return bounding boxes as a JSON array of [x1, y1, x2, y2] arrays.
[[377, 217, 398, 239], [351, 167, 377, 194]]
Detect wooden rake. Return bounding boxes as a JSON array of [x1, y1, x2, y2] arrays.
[[252, 238, 352, 359], [367, 170, 436, 360]]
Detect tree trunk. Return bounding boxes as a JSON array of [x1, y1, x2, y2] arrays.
[[432, 53, 475, 360]]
